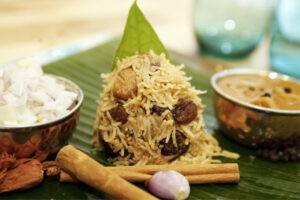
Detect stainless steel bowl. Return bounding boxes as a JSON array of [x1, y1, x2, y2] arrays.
[[0, 75, 84, 161], [211, 69, 300, 151]]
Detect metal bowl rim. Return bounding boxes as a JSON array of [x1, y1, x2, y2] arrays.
[[0, 74, 84, 130], [211, 68, 300, 115]]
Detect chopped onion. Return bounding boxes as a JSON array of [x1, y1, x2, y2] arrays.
[[145, 170, 190, 200], [0, 58, 77, 125]]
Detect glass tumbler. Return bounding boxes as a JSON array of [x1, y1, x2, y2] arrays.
[[194, 0, 274, 58], [270, 0, 300, 79]]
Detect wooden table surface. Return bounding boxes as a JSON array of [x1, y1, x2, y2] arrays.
[[0, 0, 269, 70]]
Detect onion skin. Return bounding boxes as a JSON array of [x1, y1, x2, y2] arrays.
[[145, 170, 190, 200]]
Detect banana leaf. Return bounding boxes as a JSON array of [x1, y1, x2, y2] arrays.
[[1, 39, 299, 200], [112, 1, 170, 69]]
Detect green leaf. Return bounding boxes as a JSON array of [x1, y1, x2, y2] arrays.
[[112, 0, 170, 69]]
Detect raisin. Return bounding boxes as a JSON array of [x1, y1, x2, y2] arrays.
[[261, 92, 271, 97], [284, 87, 292, 94], [172, 100, 197, 124], [102, 141, 119, 159], [160, 131, 189, 156], [109, 104, 129, 124], [151, 105, 167, 116]]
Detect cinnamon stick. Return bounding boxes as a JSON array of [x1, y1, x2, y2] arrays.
[[60, 169, 240, 184], [107, 163, 239, 175], [60, 169, 152, 183], [186, 173, 240, 184], [60, 170, 78, 183], [56, 145, 157, 200]]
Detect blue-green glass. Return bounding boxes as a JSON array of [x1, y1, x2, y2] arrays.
[[270, 0, 300, 79], [194, 0, 274, 58]]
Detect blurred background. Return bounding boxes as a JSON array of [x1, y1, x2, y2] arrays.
[[1, 0, 299, 78], [0, 0, 195, 62]]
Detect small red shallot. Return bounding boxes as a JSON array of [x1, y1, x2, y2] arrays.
[[145, 170, 190, 200]]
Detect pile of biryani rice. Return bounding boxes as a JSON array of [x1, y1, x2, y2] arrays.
[[94, 51, 238, 165]]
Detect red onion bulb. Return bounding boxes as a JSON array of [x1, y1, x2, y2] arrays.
[[145, 170, 190, 200]]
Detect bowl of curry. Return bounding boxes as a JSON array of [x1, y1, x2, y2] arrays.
[[211, 68, 300, 161]]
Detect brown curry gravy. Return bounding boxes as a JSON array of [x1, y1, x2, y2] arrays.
[[217, 74, 300, 110]]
